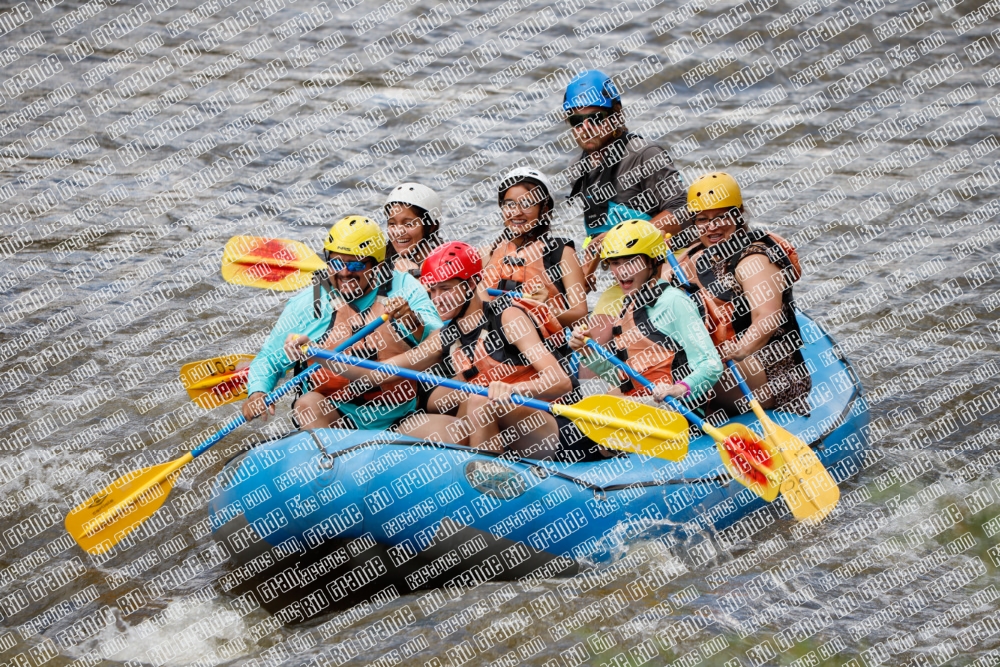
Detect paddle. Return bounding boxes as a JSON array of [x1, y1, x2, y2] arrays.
[[221, 236, 326, 291], [663, 239, 839, 521], [486, 288, 522, 298], [726, 361, 839, 522], [66, 315, 390, 555], [583, 338, 782, 501], [65, 362, 319, 555], [180, 354, 255, 409], [306, 348, 689, 460]]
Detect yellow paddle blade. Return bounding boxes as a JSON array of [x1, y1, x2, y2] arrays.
[[715, 423, 783, 502], [556, 395, 689, 461], [180, 354, 255, 409], [65, 454, 192, 555], [222, 236, 325, 291], [751, 402, 840, 522]]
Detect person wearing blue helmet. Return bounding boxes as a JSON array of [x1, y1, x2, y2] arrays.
[[564, 69, 688, 288]]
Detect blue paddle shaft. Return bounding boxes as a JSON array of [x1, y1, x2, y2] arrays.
[[487, 288, 522, 298], [306, 348, 554, 414], [725, 359, 754, 399], [190, 362, 320, 457], [190, 314, 389, 459], [664, 250, 690, 286], [584, 339, 706, 431]]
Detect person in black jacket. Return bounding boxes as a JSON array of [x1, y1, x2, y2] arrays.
[[563, 69, 688, 287]]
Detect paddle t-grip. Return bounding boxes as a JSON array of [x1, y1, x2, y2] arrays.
[[487, 288, 523, 298]]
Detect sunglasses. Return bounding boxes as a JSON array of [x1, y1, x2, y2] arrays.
[[567, 110, 612, 128], [328, 258, 369, 273]]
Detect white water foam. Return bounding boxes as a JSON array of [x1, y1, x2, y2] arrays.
[[68, 596, 254, 667]]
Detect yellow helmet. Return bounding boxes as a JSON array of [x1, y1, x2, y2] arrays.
[[687, 172, 742, 212], [324, 215, 386, 262], [600, 219, 667, 261]]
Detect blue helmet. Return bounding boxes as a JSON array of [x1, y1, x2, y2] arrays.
[[563, 70, 621, 111]]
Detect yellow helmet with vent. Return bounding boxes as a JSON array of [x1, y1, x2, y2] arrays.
[[687, 172, 742, 212], [600, 219, 668, 261], [324, 215, 386, 262]]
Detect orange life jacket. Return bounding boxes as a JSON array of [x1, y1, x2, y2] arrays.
[[447, 297, 575, 392], [309, 284, 418, 408], [481, 233, 573, 312], [677, 230, 801, 347], [610, 282, 687, 397]]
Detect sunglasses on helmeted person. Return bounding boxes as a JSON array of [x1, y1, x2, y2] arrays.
[[566, 110, 613, 128], [326, 257, 370, 273]]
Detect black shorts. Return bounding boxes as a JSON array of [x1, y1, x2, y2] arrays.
[[554, 415, 606, 463], [415, 382, 433, 413]]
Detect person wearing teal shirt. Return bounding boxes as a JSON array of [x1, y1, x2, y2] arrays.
[[242, 216, 443, 431], [569, 219, 722, 403]]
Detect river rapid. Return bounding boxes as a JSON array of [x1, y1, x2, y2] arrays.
[[1, 0, 999, 665]]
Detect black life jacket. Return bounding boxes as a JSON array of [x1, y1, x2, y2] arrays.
[[446, 297, 578, 397], [570, 131, 647, 235], [679, 230, 804, 357]]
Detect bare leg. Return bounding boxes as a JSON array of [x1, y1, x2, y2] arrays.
[[397, 413, 468, 446], [464, 395, 503, 453], [712, 357, 775, 414], [503, 407, 560, 460], [464, 396, 561, 460], [294, 391, 344, 429]]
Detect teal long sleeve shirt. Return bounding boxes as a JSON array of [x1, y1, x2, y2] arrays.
[[585, 282, 723, 400], [245, 271, 443, 396]]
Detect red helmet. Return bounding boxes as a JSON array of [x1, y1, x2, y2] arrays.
[[421, 242, 482, 286]]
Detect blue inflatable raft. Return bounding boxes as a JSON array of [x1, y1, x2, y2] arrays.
[[208, 312, 869, 622]]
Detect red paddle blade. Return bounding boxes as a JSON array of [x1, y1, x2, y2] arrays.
[[181, 355, 255, 408], [244, 238, 298, 262], [716, 423, 783, 502], [723, 436, 768, 485], [221, 236, 324, 291]]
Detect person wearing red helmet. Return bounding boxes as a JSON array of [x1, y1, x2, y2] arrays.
[[326, 242, 599, 461]]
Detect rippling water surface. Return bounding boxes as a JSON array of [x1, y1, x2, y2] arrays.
[[2, 0, 999, 665]]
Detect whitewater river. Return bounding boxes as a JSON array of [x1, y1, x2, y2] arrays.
[[1, 0, 999, 665]]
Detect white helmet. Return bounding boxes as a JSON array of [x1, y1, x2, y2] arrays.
[[384, 183, 442, 225], [497, 167, 555, 210]]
